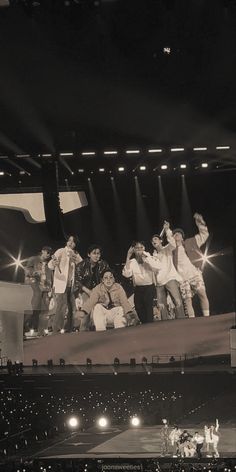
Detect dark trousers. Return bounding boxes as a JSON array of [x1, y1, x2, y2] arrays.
[[196, 442, 203, 458], [53, 287, 76, 332], [134, 284, 155, 324], [26, 287, 50, 332]]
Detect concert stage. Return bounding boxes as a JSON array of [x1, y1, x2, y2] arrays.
[[37, 425, 236, 459], [23, 312, 235, 366]]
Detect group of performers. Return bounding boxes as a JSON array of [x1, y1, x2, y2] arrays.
[[161, 419, 220, 458], [23, 213, 210, 336]]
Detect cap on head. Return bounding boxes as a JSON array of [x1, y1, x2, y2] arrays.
[[152, 234, 163, 241], [42, 246, 52, 255], [173, 228, 185, 239]]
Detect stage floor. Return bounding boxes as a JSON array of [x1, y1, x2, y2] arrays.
[[24, 312, 235, 366], [38, 425, 236, 459]]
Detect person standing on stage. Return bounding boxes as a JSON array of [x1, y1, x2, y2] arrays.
[[24, 246, 53, 337], [160, 419, 170, 456], [48, 235, 82, 333], [122, 241, 160, 324], [169, 425, 182, 457], [172, 213, 210, 318], [74, 245, 110, 301], [204, 419, 220, 458], [193, 431, 204, 459], [151, 221, 185, 320]]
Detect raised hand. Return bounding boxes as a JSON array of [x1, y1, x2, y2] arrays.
[[163, 220, 170, 232], [127, 246, 134, 259], [193, 213, 206, 225]]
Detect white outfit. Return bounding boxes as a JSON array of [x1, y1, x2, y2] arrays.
[[93, 305, 127, 331], [48, 247, 82, 293], [122, 252, 160, 285], [153, 229, 182, 286], [177, 245, 199, 281], [204, 424, 220, 457]]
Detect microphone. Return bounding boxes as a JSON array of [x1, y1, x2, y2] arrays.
[[159, 224, 166, 238]]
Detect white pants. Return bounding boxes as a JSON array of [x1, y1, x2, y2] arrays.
[[93, 304, 127, 331]]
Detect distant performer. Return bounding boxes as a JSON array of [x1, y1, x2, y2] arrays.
[[204, 419, 220, 458], [48, 235, 82, 333], [151, 221, 185, 320], [24, 246, 53, 337], [78, 270, 135, 331], [172, 213, 210, 317], [169, 425, 182, 457], [179, 430, 195, 458], [160, 419, 170, 456], [122, 241, 160, 324], [193, 431, 204, 459]]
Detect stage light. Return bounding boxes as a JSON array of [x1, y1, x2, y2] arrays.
[[59, 358, 65, 367], [104, 151, 118, 155], [148, 149, 162, 153], [97, 417, 108, 428], [193, 147, 207, 151], [118, 167, 125, 172], [86, 358, 92, 367], [68, 417, 79, 428], [60, 152, 73, 156], [32, 359, 38, 367], [42, 154, 52, 157], [12, 256, 24, 269], [139, 166, 146, 171], [216, 145, 230, 150], [82, 151, 95, 156], [99, 168, 105, 172], [130, 416, 140, 427], [0, 171, 5, 176], [130, 358, 136, 367], [126, 150, 140, 154], [201, 163, 208, 168], [113, 357, 120, 367], [161, 165, 168, 170], [180, 164, 187, 169], [163, 47, 171, 54], [171, 148, 184, 152], [78, 169, 84, 173]]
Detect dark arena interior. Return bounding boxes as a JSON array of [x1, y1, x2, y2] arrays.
[[1, 0, 236, 471]]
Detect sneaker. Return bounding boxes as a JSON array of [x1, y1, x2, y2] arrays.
[[25, 330, 39, 338], [60, 329, 65, 334]]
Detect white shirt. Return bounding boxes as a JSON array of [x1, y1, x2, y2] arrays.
[[193, 434, 204, 444], [153, 230, 182, 286], [122, 253, 160, 286], [176, 221, 209, 281], [48, 247, 82, 293], [176, 245, 199, 281]]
